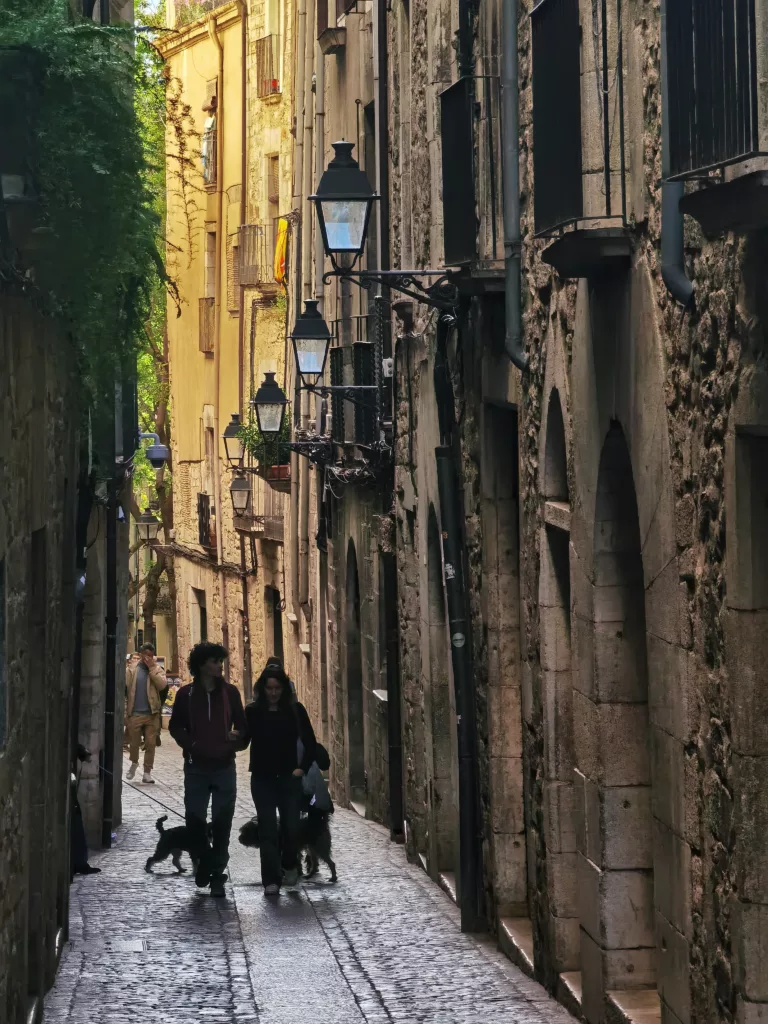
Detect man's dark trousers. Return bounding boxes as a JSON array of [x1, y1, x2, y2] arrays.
[[184, 761, 237, 880]]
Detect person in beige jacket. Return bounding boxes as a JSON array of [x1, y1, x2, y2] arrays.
[[125, 643, 166, 783]]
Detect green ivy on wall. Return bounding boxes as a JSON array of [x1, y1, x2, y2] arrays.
[[0, 0, 165, 440]]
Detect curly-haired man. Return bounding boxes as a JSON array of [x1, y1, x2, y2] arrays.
[[169, 641, 248, 897]]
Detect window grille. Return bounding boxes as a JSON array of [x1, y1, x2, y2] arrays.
[[254, 36, 281, 98]]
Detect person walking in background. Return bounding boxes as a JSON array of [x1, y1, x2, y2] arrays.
[[169, 641, 248, 898], [125, 643, 166, 784], [245, 664, 317, 894]]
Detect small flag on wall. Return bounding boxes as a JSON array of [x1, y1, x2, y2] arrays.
[[274, 217, 288, 285]]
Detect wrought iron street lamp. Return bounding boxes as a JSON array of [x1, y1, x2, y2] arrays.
[[229, 474, 252, 516], [223, 413, 245, 469], [291, 300, 332, 383], [311, 142, 378, 273], [135, 510, 161, 543], [253, 372, 289, 437], [249, 374, 333, 467], [313, 142, 459, 312], [290, 300, 378, 408]]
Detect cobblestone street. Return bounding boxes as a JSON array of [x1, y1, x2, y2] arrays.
[[45, 744, 576, 1024]]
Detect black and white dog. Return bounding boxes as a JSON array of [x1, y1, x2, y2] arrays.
[[238, 806, 337, 883]]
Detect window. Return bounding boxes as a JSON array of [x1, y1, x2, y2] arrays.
[[254, 36, 281, 98], [202, 81, 218, 186], [267, 155, 280, 257], [227, 233, 241, 314], [0, 559, 5, 751], [204, 426, 215, 488], [190, 587, 208, 646], [204, 231, 216, 298]]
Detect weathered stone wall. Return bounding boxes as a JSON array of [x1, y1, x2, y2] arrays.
[[514, 2, 768, 1022], [0, 298, 81, 1022]]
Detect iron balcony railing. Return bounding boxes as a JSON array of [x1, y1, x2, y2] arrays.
[[201, 125, 217, 187], [531, 0, 627, 236], [666, 0, 766, 178], [239, 223, 279, 287], [175, 0, 231, 27], [254, 36, 281, 98]]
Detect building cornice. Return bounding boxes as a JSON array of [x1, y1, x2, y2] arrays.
[[157, 2, 241, 58]]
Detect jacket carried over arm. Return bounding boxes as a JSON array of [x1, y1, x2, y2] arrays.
[[126, 661, 167, 716], [169, 680, 249, 770], [245, 700, 317, 777]]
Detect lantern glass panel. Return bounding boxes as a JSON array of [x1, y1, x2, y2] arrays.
[[320, 199, 369, 252], [256, 402, 285, 436], [224, 433, 245, 466], [294, 336, 328, 380], [230, 481, 252, 515]]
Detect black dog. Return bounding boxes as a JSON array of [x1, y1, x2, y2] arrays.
[[239, 807, 337, 883], [145, 815, 205, 875]]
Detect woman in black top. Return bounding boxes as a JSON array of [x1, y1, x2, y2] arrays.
[[245, 665, 317, 893]]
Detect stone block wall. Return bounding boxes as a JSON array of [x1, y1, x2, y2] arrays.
[[0, 298, 81, 1022], [513, 2, 768, 1022]]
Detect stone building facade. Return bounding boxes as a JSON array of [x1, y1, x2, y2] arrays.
[[281, 1, 768, 1024], [160, 0, 296, 693]]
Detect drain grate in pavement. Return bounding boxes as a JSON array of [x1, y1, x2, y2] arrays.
[[69, 939, 148, 953]]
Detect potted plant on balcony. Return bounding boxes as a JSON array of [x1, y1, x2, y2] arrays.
[[239, 414, 292, 491]]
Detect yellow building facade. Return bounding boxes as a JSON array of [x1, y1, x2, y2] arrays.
[[159, 0, 295, 696]]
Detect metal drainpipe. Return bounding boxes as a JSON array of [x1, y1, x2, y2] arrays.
[[660, 0, 694, 307], [237, 0, 253, 698], [314, 44, 325, 304], [291, 0, 307, 621], [298, 0, 316, 610], [501, 0, 527, 371], [209, 13, 230, 652], [433, 314, 485, 932]]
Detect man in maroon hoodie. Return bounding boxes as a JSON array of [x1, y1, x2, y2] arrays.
[[169, 641, 248, 897]]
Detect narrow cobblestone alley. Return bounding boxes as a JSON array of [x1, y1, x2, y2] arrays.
[[45, 746, 576, 1024]]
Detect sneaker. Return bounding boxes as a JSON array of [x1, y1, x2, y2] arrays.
[[282, 867, 299, 887], [142, 771, 155, 784], [74, 864, 101, 876], [210, 876, 226, 898], [126, 763, 138, 780], [264, 884, 279, 895]]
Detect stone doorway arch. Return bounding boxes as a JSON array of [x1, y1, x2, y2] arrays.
[[576, 421, 656, 1024], [539, 387, 579, 975], [425, 503, 459, 882]]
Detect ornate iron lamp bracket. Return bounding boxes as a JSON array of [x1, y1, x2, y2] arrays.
[[322, 267, 459, 312]]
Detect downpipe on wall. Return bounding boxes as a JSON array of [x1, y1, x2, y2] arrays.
[[209, 13, 231, 652], [660, 0, 693, 307], [434, 314, 485, 932], [501, 0, 527, 371]]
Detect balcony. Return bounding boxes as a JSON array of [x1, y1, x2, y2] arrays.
[[667, 0, 768, 235], [239, 223, 280, 290], [199, 297, 215, 354], [316, 0, 348, 53], [254, 35, 281, 98], [175, 0, 232, 27], [439, 77, 505, 293], [531, 0, 630, 279]]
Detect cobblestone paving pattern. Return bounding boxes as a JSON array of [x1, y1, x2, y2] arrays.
[[46, 744, 577, 1024]]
